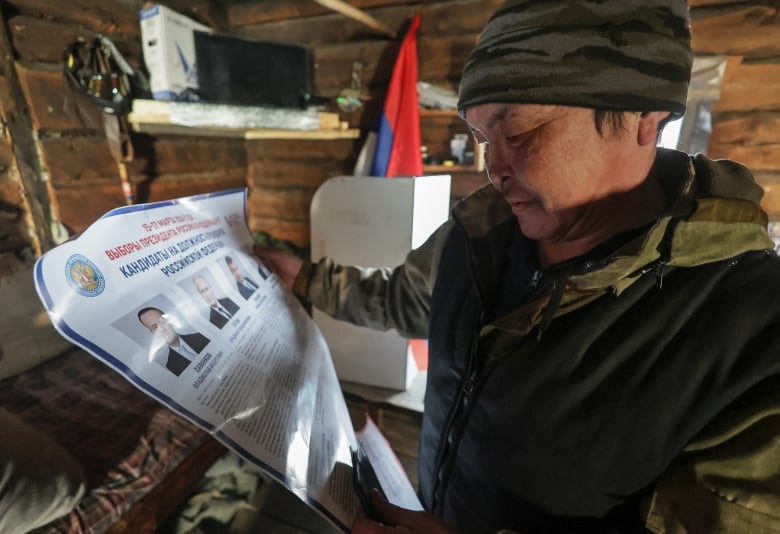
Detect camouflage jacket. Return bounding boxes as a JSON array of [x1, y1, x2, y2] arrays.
[[297, 149, 780, 533]]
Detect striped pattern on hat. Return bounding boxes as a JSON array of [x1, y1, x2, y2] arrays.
[[457, 0, 693, 118]]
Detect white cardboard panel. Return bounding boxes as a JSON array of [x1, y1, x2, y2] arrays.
[[310, 175, 451, 390]]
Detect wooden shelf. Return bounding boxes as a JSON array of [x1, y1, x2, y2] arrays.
[[130, 121, 360, 140], [128, 99, 360, 140], [419, 108, 459, 117], [424, 164, 482, 174]]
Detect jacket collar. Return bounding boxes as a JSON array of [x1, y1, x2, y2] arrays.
[[452, 149, 774, 333]]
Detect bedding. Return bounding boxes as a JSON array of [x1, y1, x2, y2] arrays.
[[0, 348, 211, 534]]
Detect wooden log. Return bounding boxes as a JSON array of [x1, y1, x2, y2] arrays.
[[234, 0, 495, 46], [311, 33, 477, 99], [228, 0, 420, 27], [0, 166, 31, 254], [0, 10, 53, 255], [248, 159, 353, 189], [134, 170, 248, 205], [8, 15, 144, 67], [313, 0, 397, 38], [714, 61, 780, 113], [4, 0, 141, 37], [755, 172, 780, 220], [245, 138, 356, 160], [709, 115, 780, 146], [40, 135, 247, 185], [53, 171, 246, 233], [691, 5, 780, 57], [313, 41, 395, 97], [131, 136, 248, 177], [247, 215, 309, 248], [418, 35, 480, 85], [707, 142, 780, 172], [161, 0, 228, 31], [420, 111, 471, 163], [15, 62, 104, 131], [247, 186, 317, 221]]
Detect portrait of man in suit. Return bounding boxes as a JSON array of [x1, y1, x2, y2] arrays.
[[192, 274, 240, 329], [137, 307, 209, 377], [225, 255, 259, 300]]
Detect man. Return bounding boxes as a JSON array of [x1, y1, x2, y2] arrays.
[[138, 307, 209, 376], [225, 255, 259, 299], [192, 274, 240, 329], [256, 1, 780, 532]]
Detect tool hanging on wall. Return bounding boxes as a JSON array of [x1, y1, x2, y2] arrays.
[[64, 36, 149, 205], [337, 60, 364, 113]]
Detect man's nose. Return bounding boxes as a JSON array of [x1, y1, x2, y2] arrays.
[[485, 146, 513, 191]]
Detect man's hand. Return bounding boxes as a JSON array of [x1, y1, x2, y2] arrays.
[[352, 491, 455, 534], [253, 244, 303, 291]]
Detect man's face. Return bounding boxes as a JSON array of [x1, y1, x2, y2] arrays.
[[228, 262, 244, 283], [194, 276, 218, 307], [464, 103, 639, 245], [140, 309, 178, 346]]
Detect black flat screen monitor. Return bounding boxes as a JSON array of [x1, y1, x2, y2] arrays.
[[194, 31, 313, 109]]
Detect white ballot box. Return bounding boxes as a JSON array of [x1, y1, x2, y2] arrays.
[[310, 175, 451, 390]]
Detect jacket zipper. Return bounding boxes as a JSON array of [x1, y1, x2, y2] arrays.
[[430, 215, 486, 512], [432, 333, 515, 514], [431, 323, 482, 513]]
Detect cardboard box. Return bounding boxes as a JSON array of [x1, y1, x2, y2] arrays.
[[139, 4, 213, 100], [310, 175, 451, 390]]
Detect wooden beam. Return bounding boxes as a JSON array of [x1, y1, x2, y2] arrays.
[[104, 439, 226, 534], [691, 5, 780, 57], [714, 62, 780, 113], [707, 142, 780, 172], [3, 0, 141, 37], [228, 0, 418, 27], [0, 4, 53, 255], [312, 0, 396, 37], [710, 115, 780, 147]]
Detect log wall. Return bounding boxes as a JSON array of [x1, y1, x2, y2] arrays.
[[228, 0, 498, 247], [689, 0, 780, 220], [2, 0, 780, 257]]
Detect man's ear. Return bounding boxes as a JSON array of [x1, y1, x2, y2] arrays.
[[637, 111, 671, 146]]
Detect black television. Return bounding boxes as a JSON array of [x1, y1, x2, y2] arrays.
[[194, 31, 313, 109]]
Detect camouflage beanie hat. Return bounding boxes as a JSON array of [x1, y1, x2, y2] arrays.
[[457, 0, 693, 118]]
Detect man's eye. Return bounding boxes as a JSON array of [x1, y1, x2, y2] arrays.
[[507, 131, 533, 145]]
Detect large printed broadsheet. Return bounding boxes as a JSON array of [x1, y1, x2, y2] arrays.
[[33, 188, 420, 532]]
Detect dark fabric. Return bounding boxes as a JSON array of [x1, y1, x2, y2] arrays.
[[417, 153, 780, 532], [0, 409, 85, 534], [166, 347, 192, 376], [457, 0, 693, 118], [166, 331, 210, 376], [236, 279, 258, 300], [208, 298, 240, 329], [424, 244, 780, 533], [302, 149, 779, 532], [0, 348, 210, 533]]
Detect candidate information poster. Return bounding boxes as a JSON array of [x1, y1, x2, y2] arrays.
[[34, 189, 364, 532]]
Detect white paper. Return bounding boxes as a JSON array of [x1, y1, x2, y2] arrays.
[[33, 188, 422, 532], [357, 418, 423, 512]]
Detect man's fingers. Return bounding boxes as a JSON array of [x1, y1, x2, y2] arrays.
[[352, 516, 412, 534], [371, 491, 419, 527]]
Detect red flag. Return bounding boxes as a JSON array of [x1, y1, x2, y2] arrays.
[[370, 14, 422, 177]]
